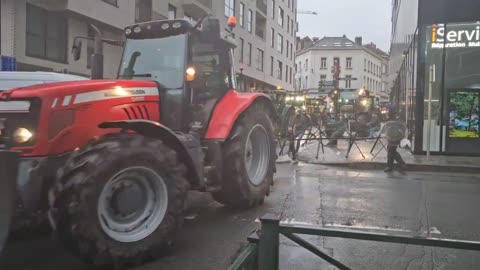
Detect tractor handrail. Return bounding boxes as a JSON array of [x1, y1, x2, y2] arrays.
[[229, 214, 480, 270]]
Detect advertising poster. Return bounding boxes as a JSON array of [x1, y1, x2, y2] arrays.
[[449, 91, 480, 138]]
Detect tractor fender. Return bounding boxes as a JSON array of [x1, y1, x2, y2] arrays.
[[205, 90, 279, 140], [98, 120, 203, 189]]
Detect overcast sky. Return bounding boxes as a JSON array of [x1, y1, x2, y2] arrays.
[[297, 0, 392, 52]]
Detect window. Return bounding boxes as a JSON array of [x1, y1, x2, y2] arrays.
[[135, 0, 152, 23], [277, 60, 283, 80], [26, 4, 67, 63], [305, 59, 309, 71], [247, 43, 252, 66], [288, 0, 291, 9], [270, 28, 275, 48], [320, 74, 327, 81], [291, 0, 295, 11], [364, 59, 367, 71], [290, 43, 293, 60], [285, 65, 289, 82], [291, 19, 294, 35], [277, 34, 283, 53], [168, 4, 177, 19], [271, 0, 275, 19], [287, 15, 290, 33], [239, 2, 245, 27], [345, 75, 352, 88], [305, 76, 308, 89], [239, 38, 244, 63], [256, 49, 264, 71], [225, 0, 235, 17], [290, 68, 293, 84], [286, 40, 289, 58], [321, 57, 327, 69], [278, 7, 284, 26], [102, 0, 117, 6], [270, 56, 274, 76], [346, 57, 352, 69], [247, 9, 253, 32]]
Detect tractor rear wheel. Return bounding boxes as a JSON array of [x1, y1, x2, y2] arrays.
[[213, 102, 276, 208], [49, 133, 189, 268]]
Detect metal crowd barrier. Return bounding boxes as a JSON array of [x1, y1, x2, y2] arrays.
[[229, 214, 480, 270]]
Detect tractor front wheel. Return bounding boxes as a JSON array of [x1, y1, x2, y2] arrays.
[[49, 133, 189, 268], [213, 102, 276, 208]]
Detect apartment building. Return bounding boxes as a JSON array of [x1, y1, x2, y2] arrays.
[[295, 35, 389, 101], [0, 0, 296, 90]]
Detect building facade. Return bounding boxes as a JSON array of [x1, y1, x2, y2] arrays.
[[389, 0, 480, 156], [295, 36, 389, 100], [0, 0, 296, 90]]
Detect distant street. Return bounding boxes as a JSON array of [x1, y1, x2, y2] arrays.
[[2, 164, 480, 270]]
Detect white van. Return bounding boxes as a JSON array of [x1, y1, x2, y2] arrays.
[[0, 71, 88, 91]]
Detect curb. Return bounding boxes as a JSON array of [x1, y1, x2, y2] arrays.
[[297, 158, 480, 174]]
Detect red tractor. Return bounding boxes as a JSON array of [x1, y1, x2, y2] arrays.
[[0, 17, 277, 267]]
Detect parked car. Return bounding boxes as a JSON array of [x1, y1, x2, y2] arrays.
[[0, 72, 88, 91]]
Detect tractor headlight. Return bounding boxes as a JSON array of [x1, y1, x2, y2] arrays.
[[361, 99, 368, 106], [161, 23, 170, 30], [13, 128, 33, 143]]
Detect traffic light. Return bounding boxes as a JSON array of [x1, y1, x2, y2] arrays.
[[318, 80, 325, 90]]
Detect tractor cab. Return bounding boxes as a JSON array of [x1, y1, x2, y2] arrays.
[[117, 18, 237, 132]]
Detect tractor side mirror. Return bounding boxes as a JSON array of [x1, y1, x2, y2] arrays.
[[72, 38, 82, 61]]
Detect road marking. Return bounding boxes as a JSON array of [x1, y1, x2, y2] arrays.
[[428, 227, 442, 235], [323, 223, 412, 233], [255, 218, 412, 233]]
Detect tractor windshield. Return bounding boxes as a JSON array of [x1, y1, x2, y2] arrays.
[[118, 34, 187, 89]]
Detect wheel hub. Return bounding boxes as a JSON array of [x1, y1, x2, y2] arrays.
[[97, 167, 169, 243], [109, 181, 146, 218], [244, 124, 270, 186]]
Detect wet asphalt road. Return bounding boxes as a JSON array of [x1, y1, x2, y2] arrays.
[[1, 164, 480, 270]]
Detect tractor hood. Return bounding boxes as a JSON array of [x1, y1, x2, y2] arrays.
[[1, 79, 158, 100]]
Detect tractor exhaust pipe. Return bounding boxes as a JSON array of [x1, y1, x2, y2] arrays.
[[90, 24, 104, 80], [0, 150, 19, 254]]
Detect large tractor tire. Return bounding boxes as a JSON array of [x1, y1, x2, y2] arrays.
[[0, 151, 19, 254], [213, 102, 276, 208], [49, 133, 189, 268]]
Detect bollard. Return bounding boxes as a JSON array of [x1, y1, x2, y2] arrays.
[[0, 150, 20, 254], [258, 213, 280, 270]]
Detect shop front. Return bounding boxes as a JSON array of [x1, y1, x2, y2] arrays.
[[422, 21, 480, 155]]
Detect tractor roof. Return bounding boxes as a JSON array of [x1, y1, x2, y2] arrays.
[[124, 19, 194, 39]]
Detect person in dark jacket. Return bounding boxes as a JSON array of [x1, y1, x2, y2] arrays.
[[288, 110, 312, 162]]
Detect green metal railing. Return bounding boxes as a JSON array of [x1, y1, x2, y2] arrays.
[[229, 213, 480, 270]]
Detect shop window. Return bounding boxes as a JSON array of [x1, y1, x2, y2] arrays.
[[26, 4, 67, 63]]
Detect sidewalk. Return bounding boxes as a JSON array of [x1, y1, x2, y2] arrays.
[[293, 137, 480, 173]]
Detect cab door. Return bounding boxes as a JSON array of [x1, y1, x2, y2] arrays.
[[188, 38, 236, 133]]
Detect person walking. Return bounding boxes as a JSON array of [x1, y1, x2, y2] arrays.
[[288, 110, 310, 163], [383, 103, 407, 173]]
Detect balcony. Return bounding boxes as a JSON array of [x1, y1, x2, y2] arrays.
[[255, 12, 266, 40], [182, 0, 212, 19], [28, 0, 68, 11], [256, 0, 267, 17]]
